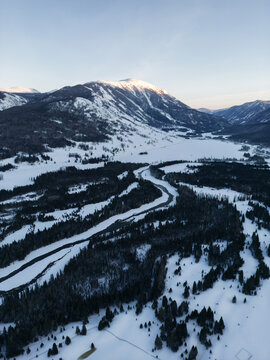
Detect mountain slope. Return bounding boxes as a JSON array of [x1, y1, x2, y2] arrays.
[[41, 78, 227, 133], [226, 120, 270, 146], [248, 106, 270, 124], [0, 79, 229, 159], [79, 79, 228, 132], [0, 92, 28, 111], [222, 106, 270, 146], [213, 100, 270, 124]]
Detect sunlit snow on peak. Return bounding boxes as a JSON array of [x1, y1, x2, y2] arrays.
[[0, 86, 39, 94], [95, 78, 168, 95]]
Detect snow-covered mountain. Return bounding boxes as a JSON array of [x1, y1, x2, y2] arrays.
[[0, 78, 229, 158], [44, 78, 228, 133], [0, 92, 28, 111], [0, 86, 39, 94], [213, 100, 270, 124]]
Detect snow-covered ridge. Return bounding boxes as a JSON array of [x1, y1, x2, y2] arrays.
[[86, 78, 168, 95], [213, 99, 270, 124], [0, 86, 39, 93], [74, 78, 226, 133]]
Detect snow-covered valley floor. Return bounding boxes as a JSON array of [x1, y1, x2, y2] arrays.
[[0, 136, 270, 360]]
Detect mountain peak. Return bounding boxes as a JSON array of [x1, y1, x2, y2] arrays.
[[0, 86, 40, 94], [85, 78, 168, 95]]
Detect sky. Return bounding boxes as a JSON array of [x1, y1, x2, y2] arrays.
[[0, 0, 270, 109]]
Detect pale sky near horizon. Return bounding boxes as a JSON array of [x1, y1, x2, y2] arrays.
[[0, 0, 269, 109]]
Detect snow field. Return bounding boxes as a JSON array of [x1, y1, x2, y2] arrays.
[[0, 136, 270, 360]]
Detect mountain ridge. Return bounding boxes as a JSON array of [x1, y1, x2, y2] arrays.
[[0, 79, 228, 159], [0, 86, 40, 94], [212, 99, 270, 124]]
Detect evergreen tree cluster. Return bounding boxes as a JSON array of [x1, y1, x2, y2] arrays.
[[243, 260, 270, 295], [156, 296, 189, 352], [0, 178, 244, 357], [246, 203, 270, 230], [98, 307, 114, 330], [0, 162, 143, 245], [0, 178, 161, 269], [166, 161, 270, 206], [188, 307, 225, 348]]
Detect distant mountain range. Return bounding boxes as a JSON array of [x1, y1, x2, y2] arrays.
[[212, 100, 270, 124], [198, 100, 270, 146], [198, 100, 270, 124], [223, 106, 270, 145], [197, 107, 214, 114], [0, 86, 40, 94], [0, 80, 270, 159]]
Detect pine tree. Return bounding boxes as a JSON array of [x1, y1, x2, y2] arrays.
[[136, 301, 143, 315], [98, 317, 109, 331], [207, 307, 214, 324], [238, 270, 244, 284], [162, 295, 168, 308], [51, 343, 58, 355], [219, 317, 225, 331], [213, 320, 219, 334], [258, 261, 270, 279], [197, 280, 203, 292], [197, 307, 207, 327], [170, 300, 177, 317], [105, 307, 114, 322], [155, 335, 163, 350], [152, 299, 158, 309], [188, 345, 198, 360], [81, 324, 87, 335], [183, 285, 190, 299], [250, 232, 263, 260], [178, 301, 189, 317], [199, 327, 207, 344]]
